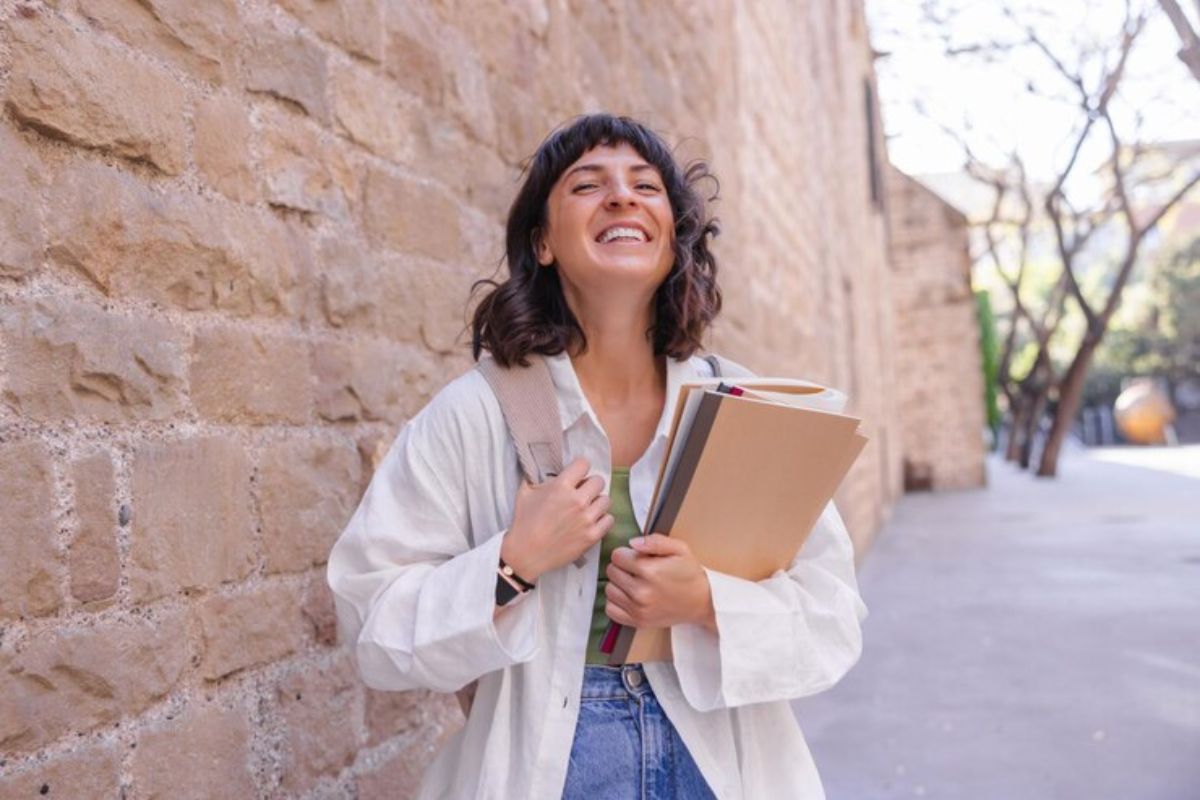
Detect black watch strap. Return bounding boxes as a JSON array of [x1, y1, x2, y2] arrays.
[[495, 573, 522, 606]]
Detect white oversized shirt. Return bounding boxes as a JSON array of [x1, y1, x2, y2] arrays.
[[326, 350, 868, 799]]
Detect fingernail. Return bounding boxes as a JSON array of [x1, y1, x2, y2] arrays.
[[630, 537, 644, 548]]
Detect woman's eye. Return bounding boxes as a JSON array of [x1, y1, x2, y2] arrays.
[[638, 183, 661, 191], [573, 183, 596, 191]]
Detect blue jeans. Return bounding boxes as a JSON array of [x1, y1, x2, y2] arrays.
[[562, 664, 717, 799]]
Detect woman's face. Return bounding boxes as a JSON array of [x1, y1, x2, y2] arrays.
[[535, 142, 675, 302]]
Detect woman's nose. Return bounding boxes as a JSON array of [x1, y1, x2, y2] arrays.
[[605, 182, 638, 207]]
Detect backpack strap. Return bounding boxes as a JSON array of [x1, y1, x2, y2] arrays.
[[475, 353, 564, 484], [702, 351, 757, 379]]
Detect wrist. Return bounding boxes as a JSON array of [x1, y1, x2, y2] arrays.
[[499, 532, 541, 584]]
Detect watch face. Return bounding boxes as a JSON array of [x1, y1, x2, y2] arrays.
[[495, 575, 520, 606]]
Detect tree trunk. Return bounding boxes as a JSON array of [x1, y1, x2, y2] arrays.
[[1006, 393, 1029, 462], [1019, 383, 1051, 470], [1037, 334, 1101, 476]]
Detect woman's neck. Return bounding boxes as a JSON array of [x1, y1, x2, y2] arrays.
[[568, 329, 663, 410]]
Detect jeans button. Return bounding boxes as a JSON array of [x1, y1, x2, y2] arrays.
[[626, 669, 643, 688]]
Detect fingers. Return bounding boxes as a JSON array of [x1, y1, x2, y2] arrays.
[[629, 533, 685, 556], [608, 546, 641, 575], [558, 456, 590, 485], [605, 597, 635, 627], [587, 493, 613, 524]]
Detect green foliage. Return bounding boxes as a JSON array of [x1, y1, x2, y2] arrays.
[[1085, 236, 1200, 405], [976, 290, 1002, 441]]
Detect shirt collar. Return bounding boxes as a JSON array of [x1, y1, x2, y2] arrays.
[[541, 349, 699, 440]]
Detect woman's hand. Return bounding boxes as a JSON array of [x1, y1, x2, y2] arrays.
[[604, 534, 717, 631], [500, 457, 613, 583]]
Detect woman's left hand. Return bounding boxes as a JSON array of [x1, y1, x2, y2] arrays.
[[605, 534, 717, 631]]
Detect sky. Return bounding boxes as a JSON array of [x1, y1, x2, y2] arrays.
[[866, 0, 1200, 184]]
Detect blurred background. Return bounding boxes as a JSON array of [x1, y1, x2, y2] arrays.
[[0, 0, 1196, 797]]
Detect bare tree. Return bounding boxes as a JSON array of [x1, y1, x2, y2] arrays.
[[899, 1, 1200, 476], [1159, 0, 1200, 82], [1023, 5, 1200, 475]]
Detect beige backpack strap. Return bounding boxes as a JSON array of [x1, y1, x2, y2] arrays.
[[454, 353, 564, 718], [703, 351, 757, 379], [475, 353, 564, 483]]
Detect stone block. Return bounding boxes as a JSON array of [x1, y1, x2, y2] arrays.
[[5, 10, 188, 174], [257, 108, 357, 219], [300, 570, 339, 646], [57, 0, 240, 84], [194, 93, 257, 203], [331, 60, 422, 164], [0, 440, 63, 619], [189, 327, 313, 424], [69, 451, 120, 604], [277, 0, 384, 62], [259, 439, 361, 574], [0, 740, 121, 797], [195, 582, 305, 680], [0, 296, 188, 424], [276, 656, 359, 793], [0, 609, 188, 752], [361, 166, 462, 259], [243, 17, 330, 122], [131, 703, 256, 799], [128, 437, 256, 603], [313, 338, 438, 423], [46, 160, 307, 317], [0, 127, 46, 279]]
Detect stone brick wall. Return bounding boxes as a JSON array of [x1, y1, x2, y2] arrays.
[[886, 167, 987, 490], [0, 0, 908, 795]]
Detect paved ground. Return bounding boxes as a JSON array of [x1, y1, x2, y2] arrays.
[[794, 444, 1200, 800]]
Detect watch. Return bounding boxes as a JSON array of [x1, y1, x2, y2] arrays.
[[495, 558, 535, 607]]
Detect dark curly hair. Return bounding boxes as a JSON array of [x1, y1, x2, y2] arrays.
[[469, 113, 723, 368]]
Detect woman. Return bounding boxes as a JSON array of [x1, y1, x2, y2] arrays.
[[326, 113, 867, 799]]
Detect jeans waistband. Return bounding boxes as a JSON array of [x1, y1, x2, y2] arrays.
[[581, 664, 651, 699]]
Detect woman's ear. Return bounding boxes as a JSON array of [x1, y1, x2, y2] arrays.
[[532, 228, 553, 267]]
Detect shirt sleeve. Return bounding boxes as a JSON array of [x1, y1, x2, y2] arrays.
[[670, 499, 868, 711], [325, 380, 541, 693]]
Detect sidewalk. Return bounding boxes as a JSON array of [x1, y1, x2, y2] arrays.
[[794, 446, 1200, 800]]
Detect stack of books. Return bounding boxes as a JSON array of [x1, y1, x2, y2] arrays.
[[601, 376, 869, 664]]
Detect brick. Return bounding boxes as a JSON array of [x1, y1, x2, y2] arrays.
[[195, 582, 305, 680], [277, 0, 384, 62], [331, 61, 422, 164], [300, 570, 339, 646], [0, 741, 121, 798], [364, 688, 424, 746], [0, 296, 187, 424], [356, 693, 461, 800], [195, 93, 257, 202], [313, 338, 437, 423], [189, 327, 313, 424], [0, 609, 188, 753], [382, 4, 447, 105], [257, 108, 357, 219], [362, 166, 462, 259], [46, 161, 307, 317], [56, 0, 240, 84], [5, 10, 188, 174], [131, 703, 256, 800], [128, 437, 255, 603], [259, 439, 361, 574], [242, 17, 330, 122], [276, 656, 359, 794], [0, 440, 64, 619], [68, 452, 120, 605], [0, 127, 45, 280]]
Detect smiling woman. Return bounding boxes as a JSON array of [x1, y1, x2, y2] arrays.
[[326, 112, 867, 799]]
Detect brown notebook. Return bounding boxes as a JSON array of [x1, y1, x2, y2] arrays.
[[604, 387, 868, 664]]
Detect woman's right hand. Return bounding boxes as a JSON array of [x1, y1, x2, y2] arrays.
[[499, 457, 613, 583]]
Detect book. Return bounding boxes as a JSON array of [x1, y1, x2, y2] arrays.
[[601, 377, 868, 664]]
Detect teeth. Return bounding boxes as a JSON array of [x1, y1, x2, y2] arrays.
[[598, 226, 646, 243]]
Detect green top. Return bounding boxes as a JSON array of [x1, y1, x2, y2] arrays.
[[584, 466, 642, 664]]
